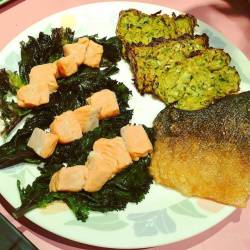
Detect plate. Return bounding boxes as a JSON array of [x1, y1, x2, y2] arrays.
[[0, 1, 249, 249]]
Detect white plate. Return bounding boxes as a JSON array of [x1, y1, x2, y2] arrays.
[[0, 1, 249, 249]]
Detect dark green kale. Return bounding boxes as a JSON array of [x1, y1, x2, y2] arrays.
[[14, 155, 152, 222], [0, 28, 125, 168], [0, 70, 131, 169], [0, 27, 153, 222], [12, 79, 151, 222], [0, 110, 54, 169], [19, 28, 74, 82], [0, 69, 29, 135]]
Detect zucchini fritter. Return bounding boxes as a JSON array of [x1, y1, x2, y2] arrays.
[[156, 48, 240, 110], [116, 9, 197, 55], [150, 91, 250, 207], [129, 42, 240, 110], [127, 34, 209, 93]]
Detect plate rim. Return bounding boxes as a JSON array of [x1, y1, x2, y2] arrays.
[[0, 1, 246, 248]]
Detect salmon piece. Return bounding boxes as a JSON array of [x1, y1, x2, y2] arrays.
[[83, 152, 117, 192], [49, 171, 59, 192], [29, 63, 58, 93], [77, 37, 90, 46], [57, 56, 78, 77], [49, 165, 86, 192], [120, 125, 153, 160], [63, 43, 89, 65], [86, 89, 120, 119], [50, 111, 82, 144], [29, 63, 58, 78], [84, 40, 103, 68], [17, 83, 49, 108], [73, 105, 99, 133], [93, 137, 132, 170], [52, 61, 60, 78], [27, 128, 58, 158]]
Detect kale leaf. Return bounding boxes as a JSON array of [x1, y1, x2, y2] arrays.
[[0, 71, 131, 169], [14, 156, 152, 222], [0, 69, 29, 135], [0, 27, 153, 222], [0, 28, 124, 167], [19, 28, 74, 82]]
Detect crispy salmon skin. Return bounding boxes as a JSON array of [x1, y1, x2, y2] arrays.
[[150, 91, 250, 207]]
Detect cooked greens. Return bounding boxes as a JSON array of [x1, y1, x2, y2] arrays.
[[19, 28, 74, 82], [0, 69, 28, 135], [11, 75, 153, 221], [0, 27, 153, 222], [14, 156, 152, 221]]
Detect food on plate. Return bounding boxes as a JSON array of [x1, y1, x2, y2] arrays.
[[63, 37, 104, 68], [117, 9, 240, 111], [86, 89, 120, 119], [127, 33, 240, 110], [49, 131, 153, 193], [0, 70, 26, 135], [73, 105, 99, 133], [0, 29, 124, 169], [116, 9, 197, 56], [29, 63, 59, 93], [0, 27, 154, 222], [0, 6, 247, 226], [28, 89, 120, 155], [155, 48, 240, 110], [150, 91, 250, 207], [27, 128, 58, 159], [50, 110, 83, 144], [127, 34, 209, 93], [57, 55, 78, 77], [17, 35, 104, 108], [49, 165, 86, 192], [82, 152, 117, 192], [93, 137, 132, 170], [17, 82, 50, 107], [83, 40, 104, 68], [121, 125, 153, 160], [63, 41, 89, 65]]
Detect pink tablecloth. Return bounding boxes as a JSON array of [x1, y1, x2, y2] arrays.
[[0, 0, 250, 250]]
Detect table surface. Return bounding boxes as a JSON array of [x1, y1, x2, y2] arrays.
[[0, 0, 250, 250]]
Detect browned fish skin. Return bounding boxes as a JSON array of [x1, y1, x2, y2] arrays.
[[150, 91, 250, 207]]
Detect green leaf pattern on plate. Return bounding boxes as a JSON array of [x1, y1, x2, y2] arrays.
[[127, 209, 176, 237], [170, 199, 206, 218], [65, 213, 128, 231]]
